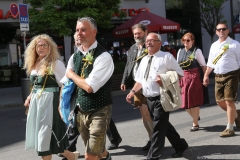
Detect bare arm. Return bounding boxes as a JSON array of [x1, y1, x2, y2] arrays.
[[66, 69, 93, 93], [58, 85, 63, 119], [201, 66, 206, 74], [126, 82, 142, 104], [203, 66, 213, 87]]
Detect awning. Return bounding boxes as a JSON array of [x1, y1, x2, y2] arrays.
[[113, 11, 180, 38]]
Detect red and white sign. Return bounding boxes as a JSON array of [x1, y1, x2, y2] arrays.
[[233, 24, 240, 33], [9, 3, 18, 18]]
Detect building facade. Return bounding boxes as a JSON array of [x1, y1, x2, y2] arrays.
[[0, 0, 238, 88]]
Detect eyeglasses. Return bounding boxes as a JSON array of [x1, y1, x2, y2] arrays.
[[36, 44, 49, 49], [145, 39, 160, 44], [216, 28, 227, 32], [182, 39, 191, 42]]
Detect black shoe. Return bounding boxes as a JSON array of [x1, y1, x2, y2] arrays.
[[107, 137, 122, 150], [172, 144, 188, 158], [58, 153, 64, 157], [101, 152, 112, 160], [198, 116, 200, 121], [142, 141, 151, 151]]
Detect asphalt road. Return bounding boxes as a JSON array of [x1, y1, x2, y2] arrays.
[[1, 82, 240, 160]]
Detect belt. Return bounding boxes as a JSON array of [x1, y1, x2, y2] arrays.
[[147, 96, 160, 101], [33, 87, 59, 93], [215, 69, 240, 77]]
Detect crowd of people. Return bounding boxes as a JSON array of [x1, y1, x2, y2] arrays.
[[23, 17, 240, 160]]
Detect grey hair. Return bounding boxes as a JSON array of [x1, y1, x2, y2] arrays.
[[132, 23, 147, 32], [148, 32, 162, 42], [77, 17, 97, 31]]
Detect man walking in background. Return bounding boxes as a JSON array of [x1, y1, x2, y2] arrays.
[[203, 22, 240, 137], [121, 23, 153, 151]]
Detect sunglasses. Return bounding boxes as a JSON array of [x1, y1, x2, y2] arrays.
[[216, 28, 227, 32], [182, 39, 191, 42]]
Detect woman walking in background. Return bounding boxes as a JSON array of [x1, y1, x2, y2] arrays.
[[177, 32, 207, 132], [23, 34, 79, 160]]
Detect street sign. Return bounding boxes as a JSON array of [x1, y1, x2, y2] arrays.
[[18, 3, 30, 31], [20, 23, 29, 31], [9, 3, 18, 18]]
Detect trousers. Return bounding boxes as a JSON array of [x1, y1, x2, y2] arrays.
[[146, 98, 188, 160]]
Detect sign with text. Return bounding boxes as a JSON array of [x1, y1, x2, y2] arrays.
[[18, 3, 29, 31]]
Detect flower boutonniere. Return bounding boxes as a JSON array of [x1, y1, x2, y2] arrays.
[[81, 49, 95, 78], [133, 48, 148, 62], [213, 44, 229, 64], [45, 66, 53, 75], [179, 48, 196, 68], [82, 52, 94, 65]]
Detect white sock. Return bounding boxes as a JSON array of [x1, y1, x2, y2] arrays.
[[226, 123, 234, 130]]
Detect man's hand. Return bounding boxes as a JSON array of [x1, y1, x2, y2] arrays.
[[66, 69, 75, 79], [155, 75, 163, 86], [126, 91, 134, 104], [203, 75, 209, 87], [120, 84, 126, 91]]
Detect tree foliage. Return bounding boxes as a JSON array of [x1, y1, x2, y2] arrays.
[[27, 0, 121, 36], [197, 0, 226, 42]]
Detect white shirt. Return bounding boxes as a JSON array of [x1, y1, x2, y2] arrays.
[[63, 41, 114, 93], [177, 48, 206, 66], [135, 51, 183, 97], [31, 60, 66, 87], [207, 36, 240, 74]]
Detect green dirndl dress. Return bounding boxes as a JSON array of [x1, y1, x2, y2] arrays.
[[25, 74, 69, 156]]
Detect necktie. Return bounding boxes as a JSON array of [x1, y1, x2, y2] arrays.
[[144, 56, 153, 80]]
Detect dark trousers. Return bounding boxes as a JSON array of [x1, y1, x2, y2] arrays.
[[106, 118, 122, 144], [146, 98, 188, 160], [66, 125, 80, 152]]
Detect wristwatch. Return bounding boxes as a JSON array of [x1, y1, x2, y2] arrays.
[[130, 89, 136, 94]]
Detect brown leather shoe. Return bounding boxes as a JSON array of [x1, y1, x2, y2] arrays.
[[220, 129, 235, 137]]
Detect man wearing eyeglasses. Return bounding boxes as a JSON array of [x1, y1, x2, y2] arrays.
[[126, 32, 188, 159], [203, 22, 240, 137], [121, 23, 153, 151]]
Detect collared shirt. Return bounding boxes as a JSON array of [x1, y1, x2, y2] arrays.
[[133, 48, 144, 79], [207, 36, 240, 74], [62, 41, 114, 93], [135, 51, 183, 97]]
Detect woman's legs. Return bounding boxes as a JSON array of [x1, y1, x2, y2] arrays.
[[41, 155, 52, 160], [186, 107, 200, 127]]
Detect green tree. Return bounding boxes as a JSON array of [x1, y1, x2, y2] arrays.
[[197, 0, 226, 43], [27, 0, 122, 36]]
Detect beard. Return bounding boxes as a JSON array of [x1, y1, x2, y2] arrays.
[[135, 36, 145, 45]]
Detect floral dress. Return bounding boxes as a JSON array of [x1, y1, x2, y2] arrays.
[[25, 60, 69, 156]]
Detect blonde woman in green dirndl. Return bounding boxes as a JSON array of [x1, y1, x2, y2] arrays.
[[23, 34, 79, 160]]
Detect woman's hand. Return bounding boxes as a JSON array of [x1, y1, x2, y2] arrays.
[[24, 96, 31, 107]]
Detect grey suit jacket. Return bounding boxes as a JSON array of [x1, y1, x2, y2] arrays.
[[121, 43, 146, 87]]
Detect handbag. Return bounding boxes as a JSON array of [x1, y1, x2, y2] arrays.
[[60, 79, 77, 126]]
